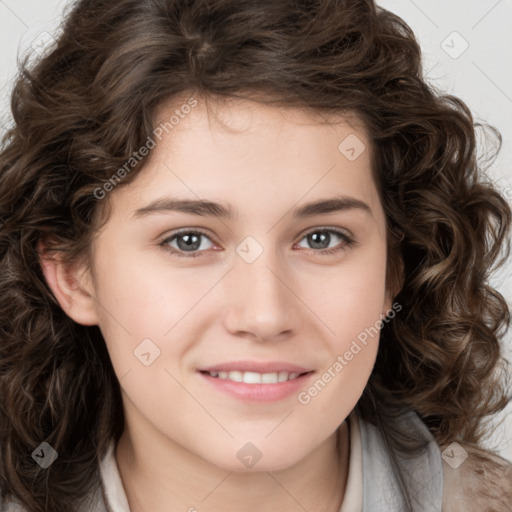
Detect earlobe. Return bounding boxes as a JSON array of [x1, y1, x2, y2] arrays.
[[383, 254, 405, 317], [382, 294, 394, 319], [37, 239, 99, 326], [386, 243, 405, 307]]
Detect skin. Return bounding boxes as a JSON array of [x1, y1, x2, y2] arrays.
[[40, 94, 395, 512]]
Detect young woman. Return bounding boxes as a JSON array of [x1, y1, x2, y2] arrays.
[[0, 1, 511, 511]]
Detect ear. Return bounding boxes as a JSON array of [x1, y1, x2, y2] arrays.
[[37, 239, 99, 326]]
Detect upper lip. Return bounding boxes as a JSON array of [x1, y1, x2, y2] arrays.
[[198, 360, 313, 374]]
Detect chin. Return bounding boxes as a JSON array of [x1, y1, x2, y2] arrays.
[[201, 438, 310, 473]]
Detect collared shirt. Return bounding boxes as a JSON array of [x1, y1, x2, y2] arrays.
[[99, 410, 364, 512]]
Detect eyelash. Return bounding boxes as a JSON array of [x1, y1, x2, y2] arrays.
[[159, 228, 356, 259]]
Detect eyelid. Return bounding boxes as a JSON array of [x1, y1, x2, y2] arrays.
[[159, 227, 217, 245], [300, 225, 354, 241], [161, 227, 214, 239]]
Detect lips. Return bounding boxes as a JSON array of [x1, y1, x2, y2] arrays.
[[198, 360, 312, 374], [198, 361, 313, 383], [197, 360, 314, 401]]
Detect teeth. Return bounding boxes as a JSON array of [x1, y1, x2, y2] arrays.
[[262, 373, 278, 384], [207, 370, 303, 383], [229, 370, 243, 382], [243, 371, 261, 384]]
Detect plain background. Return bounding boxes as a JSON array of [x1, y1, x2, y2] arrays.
[[0, 0, 511, 462]]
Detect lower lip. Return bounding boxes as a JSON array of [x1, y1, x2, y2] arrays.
[[198, 372, 314, 402]]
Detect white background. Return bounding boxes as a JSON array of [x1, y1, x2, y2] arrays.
[[0, 0, 511, 461]]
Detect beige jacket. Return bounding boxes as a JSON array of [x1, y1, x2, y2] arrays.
[[441, 441, 512, 511], [359, 409, 512, 511]]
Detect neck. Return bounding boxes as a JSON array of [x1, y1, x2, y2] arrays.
[[115, 419, 350, 512]]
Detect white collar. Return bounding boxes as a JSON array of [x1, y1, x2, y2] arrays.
[[99, 440, 131, 512], [340, 410, 363, 512], [99, 409, 363, 512]]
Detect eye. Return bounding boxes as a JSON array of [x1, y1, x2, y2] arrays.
[[295, 228, 356, 256], [159, 230, 215, 258], [159, 227, 356, 258]]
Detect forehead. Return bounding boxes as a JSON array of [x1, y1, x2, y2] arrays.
[[108, 95, 382, 223], [154, 93, 370, 150]]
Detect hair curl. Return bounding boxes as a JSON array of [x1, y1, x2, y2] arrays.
[[0, 0, 510, 510]]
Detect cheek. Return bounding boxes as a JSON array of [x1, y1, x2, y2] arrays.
[[321, 242, 388, 348], [306, 242, 387, 401], [91, 244, 221, 383], [296, 260, 386, 424], [92, 244, 199, 333]]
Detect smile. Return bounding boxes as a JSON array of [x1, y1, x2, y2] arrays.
[[205, 370, 304, 384]]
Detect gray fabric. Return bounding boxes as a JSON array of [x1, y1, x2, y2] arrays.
[[359, 409, 444, 512]]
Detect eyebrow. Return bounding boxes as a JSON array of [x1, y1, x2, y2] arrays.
[[131, 195, 372, 220]]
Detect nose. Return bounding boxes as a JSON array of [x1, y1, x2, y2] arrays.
[[222, 246, 302, 342]]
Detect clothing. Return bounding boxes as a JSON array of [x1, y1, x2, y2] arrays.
[[89, 407, 444, 511], [339, 410, 363, 512], [95, 408, 445, 511], [0, 409, 439, 512], [3, 409, 511, 511], [360, 409, 443, 511], [98, 410, 364, 512]]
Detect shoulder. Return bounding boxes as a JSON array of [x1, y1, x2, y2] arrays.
[[0, 496, 29, 511], [441, 442, 512, 512]]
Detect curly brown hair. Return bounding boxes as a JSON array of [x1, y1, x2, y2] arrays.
[[0, 0, 510, 510]]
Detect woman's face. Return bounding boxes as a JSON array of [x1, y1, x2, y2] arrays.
[[65, 95, 392, 471]]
